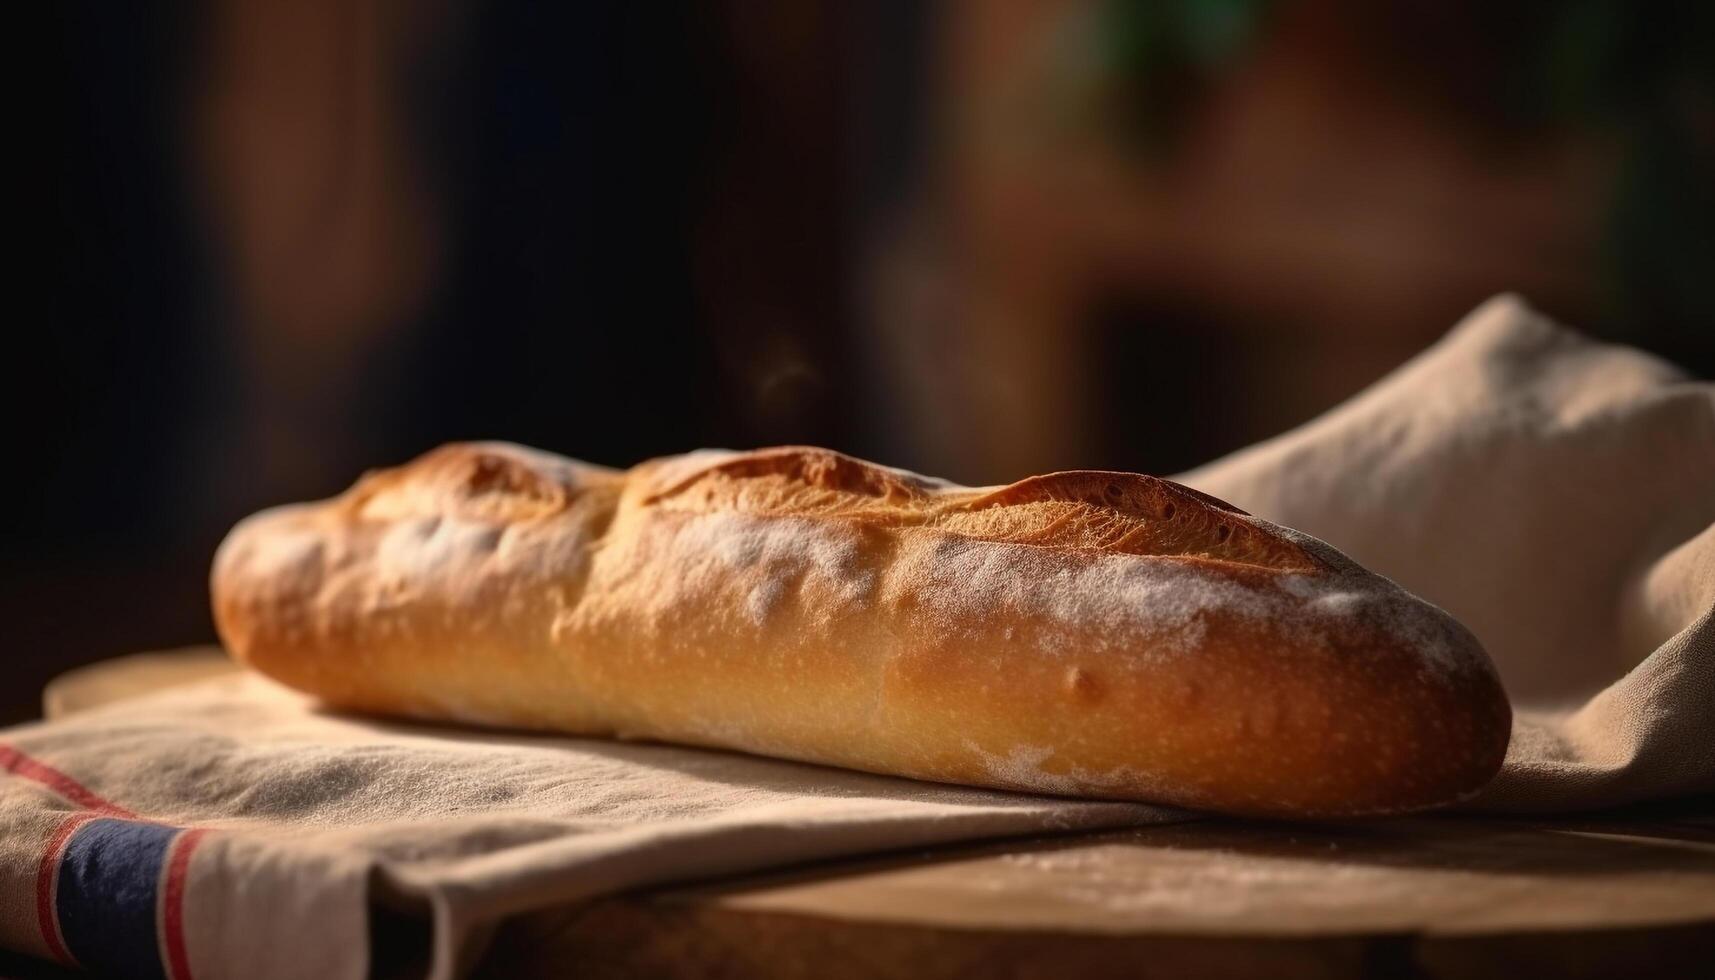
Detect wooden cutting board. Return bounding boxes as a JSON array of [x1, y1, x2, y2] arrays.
[[45, 649, 1715, 979]]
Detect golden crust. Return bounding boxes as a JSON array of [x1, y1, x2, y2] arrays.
[[212, 442, 1511, 817]]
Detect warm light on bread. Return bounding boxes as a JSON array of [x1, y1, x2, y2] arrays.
[[212, 442, 1511, 817]]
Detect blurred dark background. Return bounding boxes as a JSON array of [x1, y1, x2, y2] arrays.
[[23, 0, 1713, 723]]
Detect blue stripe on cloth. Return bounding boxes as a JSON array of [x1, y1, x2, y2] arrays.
[[57, 817, 176, 980]]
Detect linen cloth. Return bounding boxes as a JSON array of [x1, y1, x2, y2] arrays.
[[1, 678, 1170, 980], [1182, 294, 1714, 810], [2, 295, 1710, 979]]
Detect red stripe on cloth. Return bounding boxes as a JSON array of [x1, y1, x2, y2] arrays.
[[35, 812, 98, 968], [0, 743, 136, 818], [159, 828, 209, 980]]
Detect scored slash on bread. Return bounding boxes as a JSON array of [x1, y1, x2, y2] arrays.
[[213, 442, 1511, 818], [644, 448, 1323, 572]]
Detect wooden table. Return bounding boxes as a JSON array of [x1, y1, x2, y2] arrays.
[[38, 650, 1715, 979]]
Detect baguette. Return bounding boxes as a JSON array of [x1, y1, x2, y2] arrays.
[[212, 442, 1511, 817]]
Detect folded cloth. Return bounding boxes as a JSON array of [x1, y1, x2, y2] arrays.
[[2, 295, 1709, 979], [0, 676, 1173, 980], [1182, 294, 1714, 811]]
